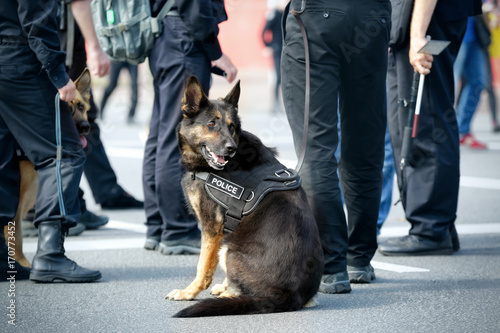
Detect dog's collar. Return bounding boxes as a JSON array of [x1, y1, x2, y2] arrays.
[[190, 167, 301, 233]]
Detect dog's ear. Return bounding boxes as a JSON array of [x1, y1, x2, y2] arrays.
[[223, 80, 240, 109], [182, 76, 207, 118], [74, 68, 91, 98]]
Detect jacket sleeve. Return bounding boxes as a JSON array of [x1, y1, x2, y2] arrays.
[[176, 0, 226, 61], [17, 0, 70, 89]]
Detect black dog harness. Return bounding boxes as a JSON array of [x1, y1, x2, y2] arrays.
[[191, 163, 301, 233]]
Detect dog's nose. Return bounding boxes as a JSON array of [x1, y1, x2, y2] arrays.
[[225, 143, 237, 155], [78, 121, 91, 136]]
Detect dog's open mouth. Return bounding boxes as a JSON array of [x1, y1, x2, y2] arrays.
[[202, 146, 229, 170]]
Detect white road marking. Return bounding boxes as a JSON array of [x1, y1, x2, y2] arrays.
[[371, 261, 429, 273], [379, 223, 500, 238], [460, 176, 500, 190], [21, 222, 500, 274]]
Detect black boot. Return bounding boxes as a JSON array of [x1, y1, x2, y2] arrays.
[[0, 231, 30, 281], [30, 221, 101, 283]]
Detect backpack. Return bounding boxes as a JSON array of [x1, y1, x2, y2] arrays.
[[91, 0, 175, 64]]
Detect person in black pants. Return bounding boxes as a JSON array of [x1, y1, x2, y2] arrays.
[[143, 0, 237, 254], [379, 0, 482, 256], [65, 0, 144, 212], [0, 0, 100, 282], [100, 61, 139, 123], [281, 0, 391, 293]]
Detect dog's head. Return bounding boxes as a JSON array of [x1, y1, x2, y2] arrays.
[[178, 76, 241, 171], [68, 68, 91, 148]]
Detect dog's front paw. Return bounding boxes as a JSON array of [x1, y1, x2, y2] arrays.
[[210, 283, 227, 296], [166, 289, 196, 301]]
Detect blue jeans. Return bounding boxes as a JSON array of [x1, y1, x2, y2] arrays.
[[377, 126, 394, 233], [454, 39, 487, 136]]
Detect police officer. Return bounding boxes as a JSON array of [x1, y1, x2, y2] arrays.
[[143, 0, 237, 254], [0, 0, 101, 282], [281, 0, 391, 293], [379, 0, 482, 256]]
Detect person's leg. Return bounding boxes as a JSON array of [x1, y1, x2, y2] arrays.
[[456, 40, 487, 147], [127, 64, 139, 121], [99, 61, 124, 118], [143, 15, 211, 254], [377, 125, 395, 233], [83, 95, 143, 208], [282, 0, 347, 293], [0, 52, 100, 281], [339, 0, 388, 272], [0, 114, 30, 280], [380, 18, 466, 255]]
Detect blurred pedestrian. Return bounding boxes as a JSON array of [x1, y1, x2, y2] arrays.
[[262, 0, 286, 113], [454, 15, 489, 149], [100, 61, 139, 124]]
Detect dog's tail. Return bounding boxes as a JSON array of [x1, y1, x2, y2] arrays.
[[173, 295, 300, 318]]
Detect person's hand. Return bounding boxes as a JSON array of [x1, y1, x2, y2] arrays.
[[59, 79, 76, 102], [212, 54, 238, 83], [409, 36, 433, 75], [87, 43, 111, 77]]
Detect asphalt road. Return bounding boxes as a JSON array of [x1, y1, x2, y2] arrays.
[[3, 70, 500, 333]]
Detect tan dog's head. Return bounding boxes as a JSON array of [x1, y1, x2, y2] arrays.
[[68, 68, 91, 148], [178, 76, 241, 171]]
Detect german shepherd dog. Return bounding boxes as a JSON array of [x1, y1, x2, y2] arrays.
[[3, 69, 92, 268], [167, 76, 324, 317]]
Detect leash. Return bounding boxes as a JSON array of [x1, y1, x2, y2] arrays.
[[290, 1, 310, 173], [54, 92, 67, 217]]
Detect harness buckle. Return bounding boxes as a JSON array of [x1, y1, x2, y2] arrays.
[[275, 169, 291, 177]]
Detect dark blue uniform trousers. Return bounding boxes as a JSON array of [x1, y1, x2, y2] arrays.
[[143, 16, 211, 240], [282, 0, 391, 273], [387, 18, 467, 241], [0, 43, 84, 228]]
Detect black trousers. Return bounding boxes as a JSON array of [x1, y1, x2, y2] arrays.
[[387, 18, 467, 241], [143, 15, 211, 241], [282, 0, 391, 273], [0, 43, 84, 228]]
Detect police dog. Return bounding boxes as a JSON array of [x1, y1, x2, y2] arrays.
[[167, 76, 324, 317], [3, 69, 92, 267]]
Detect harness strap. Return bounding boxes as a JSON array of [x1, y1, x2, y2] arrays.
[[192, 168, 301, 233]]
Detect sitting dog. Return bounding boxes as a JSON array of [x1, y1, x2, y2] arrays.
[[167, 76, 324, 317], [3, 68, 92, 267]]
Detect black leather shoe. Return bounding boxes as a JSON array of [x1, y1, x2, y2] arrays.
[[378, 235, 453, 256], [79, 209, 109, 230], [30, 221, 101, 283], [100, 192, 143, 210]]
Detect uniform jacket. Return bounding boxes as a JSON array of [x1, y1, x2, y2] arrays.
[[0, 0, 70, 89], [150, 0, 226, 60]]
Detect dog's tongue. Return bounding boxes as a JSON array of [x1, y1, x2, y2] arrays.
[[80, 135, 87, 149], [210, 151, 225, 164], [215, 154, 225, 164]]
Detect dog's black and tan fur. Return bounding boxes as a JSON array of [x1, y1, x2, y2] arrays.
[[3, 69, 92, 268], [167, 76, 324, 317]]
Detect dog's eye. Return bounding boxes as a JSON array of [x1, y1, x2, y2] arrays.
[[228, 124, 235, 134], [208, 121, 216, 127], [77, 103, 84, 111]]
